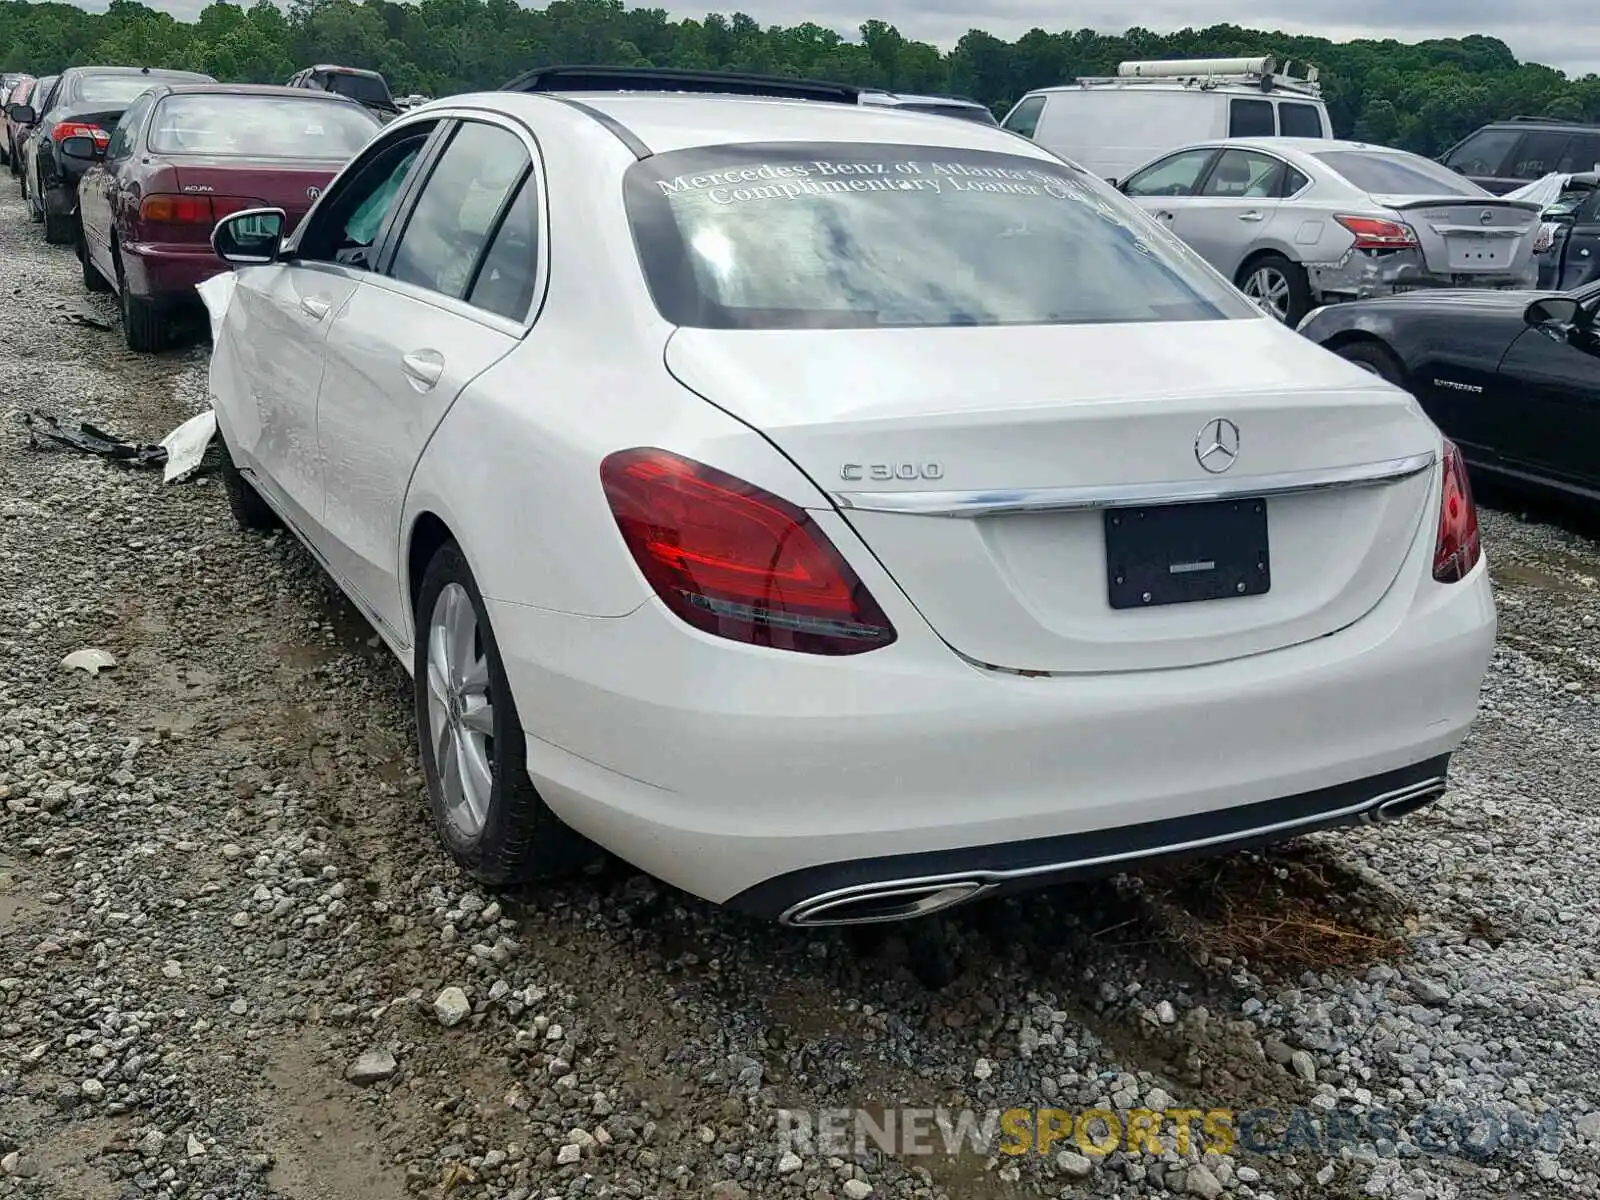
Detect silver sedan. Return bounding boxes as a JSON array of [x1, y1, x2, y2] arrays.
[[1116, 136, 1543, 325]]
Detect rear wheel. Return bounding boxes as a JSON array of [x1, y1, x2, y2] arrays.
[[116, 249, 164, 353], [1237, 253, 1312, 326], [78, 220, 110, 293], [413, 540, 597, 886], [1334, 340, 1408, 389]]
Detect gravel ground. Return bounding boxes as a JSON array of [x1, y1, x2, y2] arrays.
[[2, 187, 1599, 1200]]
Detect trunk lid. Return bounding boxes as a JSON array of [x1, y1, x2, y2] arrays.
[[1377, 195, 1542, 277], [170, 156, 343, 232], [665, 319, 1441, 674]]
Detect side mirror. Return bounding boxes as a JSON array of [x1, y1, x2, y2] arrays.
[[59, 135, 104, 162], [1524, 296, 1582, 329], [212, 207, 286, 265], [7, 103, 35, 125]]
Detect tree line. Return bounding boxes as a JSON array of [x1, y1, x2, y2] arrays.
[[1, 0, 1597, 156]]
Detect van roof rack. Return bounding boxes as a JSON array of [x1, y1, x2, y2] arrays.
[[500, 65, 862, 105], [1071, 55, 1323, 98], [1505, 114, 1584, 124]]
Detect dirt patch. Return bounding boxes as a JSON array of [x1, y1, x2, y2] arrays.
[[257, 1030, 414, 1200], [0, 855, 45, 932], [1126, 842, 1413, 977]]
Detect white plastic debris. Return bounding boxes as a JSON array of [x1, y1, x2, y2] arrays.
[[1504, 171, 1571, 208], [159, 409, 217, 484], [62, 648, 117, 676], [195, 272, 237, 345]]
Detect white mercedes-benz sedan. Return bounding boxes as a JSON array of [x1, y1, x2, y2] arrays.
[[203, 67, 1497, 927]]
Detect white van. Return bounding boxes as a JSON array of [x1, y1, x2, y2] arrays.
[[1000, 57, 1332, 182]]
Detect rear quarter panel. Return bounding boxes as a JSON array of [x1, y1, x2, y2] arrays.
[[1300, 299, 1526, 455]]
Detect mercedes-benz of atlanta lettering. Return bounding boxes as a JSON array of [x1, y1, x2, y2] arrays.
[[199, 67, 1496, 925]]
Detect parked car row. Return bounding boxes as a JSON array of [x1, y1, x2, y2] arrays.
[[4, 67, 382, 350], [5, 59, 1592, 931]]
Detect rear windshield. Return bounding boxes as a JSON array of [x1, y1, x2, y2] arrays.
[[1314, 150, 1486, 197], [321, 72, 392, 107], [149, 94, 380, 157], [624, 142, 1255, 330], [898, 103, 999, 125]]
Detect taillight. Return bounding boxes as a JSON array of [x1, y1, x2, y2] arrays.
[[1335, 215, 1418, 250], [1433, 439, 1481, 584], [138, 194, 255, 227], [599, 447, 897, 655], [51, 121, 108, 145]]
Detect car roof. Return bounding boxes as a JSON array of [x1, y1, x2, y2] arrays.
[[69, 66, 210, 78], [863, 91, 988, 109], [311, 64, 385, 78], [162, 82, 355, 100], [1185, 136, 1419, 162], [475, 90, 1053, 158]]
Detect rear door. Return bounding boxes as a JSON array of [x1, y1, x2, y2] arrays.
[[80, 90, 155, 278], [315, 114, 538, 641]]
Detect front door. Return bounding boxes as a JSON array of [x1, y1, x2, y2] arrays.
[[222, 116, 445, 538], [1494, 293, 1600, 490], [316, 116, 540, 642], [1172, 147, 1289, 280]]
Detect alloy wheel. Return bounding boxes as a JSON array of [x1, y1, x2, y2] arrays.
[[424, 582, 496, 837], [1243, 266, 1293, 322]]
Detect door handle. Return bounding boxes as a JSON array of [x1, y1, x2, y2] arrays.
[[1238, 210, 1265, 222], [300, 296, 330, 319], [402, 349, 445, 389], [1155, 210, 1175, 221]]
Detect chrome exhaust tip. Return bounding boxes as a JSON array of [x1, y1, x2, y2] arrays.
[[782, 879, 993, 927], [1369, 779, 1448, 822]]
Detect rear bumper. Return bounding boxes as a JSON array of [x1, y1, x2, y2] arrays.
[[490, 544, 1496, 913], [736, 755, 1451, 923], [121, 244, 227, 307], [1309, 246, 1535, 299]]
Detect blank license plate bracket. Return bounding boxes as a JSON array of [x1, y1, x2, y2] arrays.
[[1105, 498, 1270, 609]]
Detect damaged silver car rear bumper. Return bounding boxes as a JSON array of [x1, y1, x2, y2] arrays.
[[1308, 247, 1535, 302]]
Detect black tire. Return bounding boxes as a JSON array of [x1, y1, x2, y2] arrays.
[[44, 206, 72, 245], [413, 540, 597, 886], [117, 253, 164, 352], [78, 221, 110, 293], [217, 435, 281, 532], [1334, 339, 1408, 389], [1236, 253, 1313, 326]]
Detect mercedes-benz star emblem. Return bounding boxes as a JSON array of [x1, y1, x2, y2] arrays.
[[306, 186, 322, 201], [1194, 417, 1241, 474]]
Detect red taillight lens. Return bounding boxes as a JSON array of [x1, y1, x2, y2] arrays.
[[138, 194, 257, 229], [51, 121, 108, 144], [140, 194, 214, 224], [1335, 215, 1418, 250], [1433, 439, 1481, 584], [600, 448, 897, 655]]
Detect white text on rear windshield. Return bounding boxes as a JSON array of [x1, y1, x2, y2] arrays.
[[624, 143, 1258, 330]]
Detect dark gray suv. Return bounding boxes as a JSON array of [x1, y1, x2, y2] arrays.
[[1439, 117, 1600, 195]]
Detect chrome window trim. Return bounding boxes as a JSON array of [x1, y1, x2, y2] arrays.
[[830, 450, 1436, 518]]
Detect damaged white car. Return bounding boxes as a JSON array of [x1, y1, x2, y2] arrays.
[[198, 73, 1495, 927]]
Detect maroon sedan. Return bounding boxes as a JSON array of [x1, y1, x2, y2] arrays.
[[76, 83, 382, 351]]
